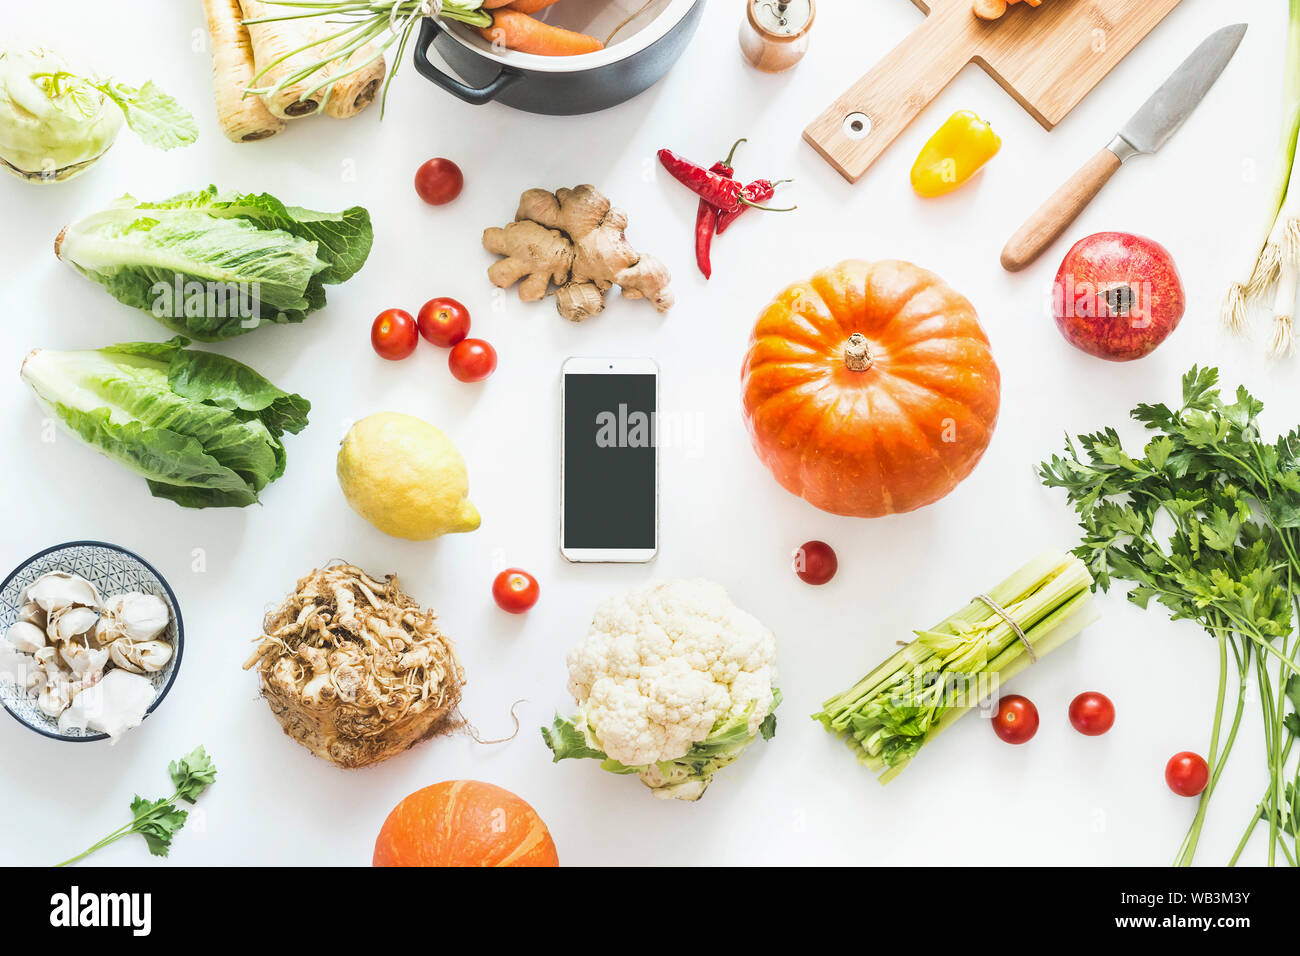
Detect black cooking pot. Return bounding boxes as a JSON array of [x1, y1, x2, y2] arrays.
[[412, 0, 704, 115]]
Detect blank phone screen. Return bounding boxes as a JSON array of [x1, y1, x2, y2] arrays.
[[563, 373, 657, 552]]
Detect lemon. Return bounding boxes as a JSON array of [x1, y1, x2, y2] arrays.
[[337, 413, 480, 541]]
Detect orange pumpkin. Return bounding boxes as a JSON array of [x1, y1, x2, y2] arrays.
[[741, 260, 1000, 517], [372, 780, 559, 867]]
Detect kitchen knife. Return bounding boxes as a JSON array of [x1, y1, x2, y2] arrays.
[[1000, 23, 1247, 273]]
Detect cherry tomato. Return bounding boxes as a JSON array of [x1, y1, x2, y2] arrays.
[[448, 338, 497, 383], [414, 158, 464, 206], [418, 297, 471, 348], [1165, 752, 1209, 797], [370, 309, 418, 360], [793, 540, 837, 585], [493, 569, 539, 614], [992, 694, 1039, 745], [1068, 691, 1115, 736]]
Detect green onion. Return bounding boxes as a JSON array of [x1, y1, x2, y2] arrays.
[[1224, 0, 1300, 353], [813, 553, 1098, 784]]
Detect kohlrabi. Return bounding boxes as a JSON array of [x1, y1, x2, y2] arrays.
[[0, 48, 196, 183]]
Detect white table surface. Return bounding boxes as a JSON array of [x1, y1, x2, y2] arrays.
[[1, 0, 1293, 867]]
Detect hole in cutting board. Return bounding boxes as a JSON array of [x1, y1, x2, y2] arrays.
[[843, 112, 871, 139]]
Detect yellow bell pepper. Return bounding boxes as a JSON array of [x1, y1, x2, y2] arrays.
[[910, 110, 1002, 198]]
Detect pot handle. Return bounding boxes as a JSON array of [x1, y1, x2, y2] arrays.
[[412, 17, 521, 106]]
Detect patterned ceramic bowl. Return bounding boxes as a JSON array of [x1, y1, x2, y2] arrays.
[[0, 541, 183, 742]]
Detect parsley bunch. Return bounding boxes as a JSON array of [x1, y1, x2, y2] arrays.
[[54, 746, 217, 867], [1041, 367, 1300, 866]]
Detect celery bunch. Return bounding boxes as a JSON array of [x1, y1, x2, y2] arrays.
[[813, 553, 1098, 784]]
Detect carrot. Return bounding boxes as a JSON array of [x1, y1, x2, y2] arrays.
[[974, 0, 1042, 18], [479, 9, 604, 56], [201, 0, 285, 141], [507, 0, 562, 13], [482, 0, 516, 7]]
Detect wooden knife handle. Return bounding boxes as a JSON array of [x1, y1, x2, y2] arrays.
[[1000, 148, 1123, 272]]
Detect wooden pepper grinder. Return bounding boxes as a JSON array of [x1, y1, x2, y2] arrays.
[[740, 0, 815, 73]]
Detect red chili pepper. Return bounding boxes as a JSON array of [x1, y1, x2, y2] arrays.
[[695, 139, 746, 279], [717, 179, 793, 234], [658, 148, 747, 211]]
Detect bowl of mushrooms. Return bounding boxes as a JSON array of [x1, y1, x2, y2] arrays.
[[0, 541, 183, 742]]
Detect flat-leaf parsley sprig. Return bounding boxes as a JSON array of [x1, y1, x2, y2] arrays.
[[55, 746, 217, 867], [1041, 367, 1300, 866]]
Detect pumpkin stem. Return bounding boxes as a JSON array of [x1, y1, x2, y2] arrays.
[[843, 333, 872, 372]]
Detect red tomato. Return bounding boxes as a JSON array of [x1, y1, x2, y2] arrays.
[[449, 339, 497, 383], [371, 309, 418, 360], [1165, 752, 1209, 797], [418, 297, 471, 348], [493, 569, 540, 614], [1068, 691, 1115, 736], [414, 158, 464, 206], [793, 540, 837, 585], [992, 694, 1039, 745]]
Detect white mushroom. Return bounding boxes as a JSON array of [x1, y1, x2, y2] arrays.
[[96, 592, 169, 643], [48, 605, 100, 644], [23, 572, 101, 614], [60, 641, 109, 680], [18, 602, 46, 629], [107, 639, 172, 674], [6, 621, 47, 654]]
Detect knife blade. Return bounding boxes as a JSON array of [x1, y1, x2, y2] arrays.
[[1000, 23, 1247, 273]]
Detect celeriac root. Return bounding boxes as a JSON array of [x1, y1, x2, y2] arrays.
[[244, 564, 464, 768], [484, 184, 673, 322], [202, 0, 285, 141]]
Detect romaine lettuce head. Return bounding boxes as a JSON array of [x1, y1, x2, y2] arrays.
[[542, 690, 781, 802], [56, 187, 373, 340], [21, 337, 310, 508]]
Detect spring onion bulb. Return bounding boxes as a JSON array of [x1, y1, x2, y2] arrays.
[[812, 553, 1098, 784], [1224, 0, 1300, 352]]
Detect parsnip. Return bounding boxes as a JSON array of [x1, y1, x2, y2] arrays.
[[322, 43, 386, 119], [239, 0, 332, 118], [202, 0, 285, 141]]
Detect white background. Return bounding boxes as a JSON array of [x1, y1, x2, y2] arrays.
[[1, 0, 1294, 867]]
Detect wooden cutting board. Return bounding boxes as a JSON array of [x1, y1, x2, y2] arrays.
[[804, 0, 1184, 183]]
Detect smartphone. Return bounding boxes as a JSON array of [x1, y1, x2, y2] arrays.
[[560, 357, 659, 563]]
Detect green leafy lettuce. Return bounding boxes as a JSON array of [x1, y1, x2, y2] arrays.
[[542, 690, 780, 802], [21, 337, 309, 508], [56, 186, 373, 340]]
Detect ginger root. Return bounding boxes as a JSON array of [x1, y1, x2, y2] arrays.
[[483, 184, 674, 322], [243, 564, 463, 769]]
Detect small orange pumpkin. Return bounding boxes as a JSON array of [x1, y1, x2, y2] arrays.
[[372, 780, 559, 867], [741, 260, 1000, 517]]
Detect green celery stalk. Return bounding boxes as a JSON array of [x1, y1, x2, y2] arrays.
[[813, 553, 1097, 784]]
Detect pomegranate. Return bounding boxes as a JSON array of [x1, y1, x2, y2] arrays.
[[1051, 232, 1185, 362]]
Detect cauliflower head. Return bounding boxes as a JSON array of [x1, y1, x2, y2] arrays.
[[543, 579, 779, 801]]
